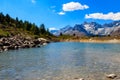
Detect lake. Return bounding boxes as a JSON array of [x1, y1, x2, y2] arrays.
[[0, 42, 120, 80]]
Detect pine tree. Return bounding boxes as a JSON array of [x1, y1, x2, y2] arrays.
[[6, 14, 11, 25], [39, 24, 46, 34]]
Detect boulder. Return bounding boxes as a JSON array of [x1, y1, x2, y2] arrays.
[[38, 38, 50, 43], [2, 46, 9, 50], [33, 40, 40, 44]]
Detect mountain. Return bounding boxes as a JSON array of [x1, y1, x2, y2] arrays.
[[59, 25, 73, 33], [109, 21, 120, 37], [83, 22, 102, 35], [111, 27, 120, 37], [50, 30, 59, 35], [54, 25, 87, 36], [72, 24, 88, 36], [54, 25, 73, 36], [53, 21, 120, 37]]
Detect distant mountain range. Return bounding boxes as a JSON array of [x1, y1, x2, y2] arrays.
[[50, 21, 120, 37]]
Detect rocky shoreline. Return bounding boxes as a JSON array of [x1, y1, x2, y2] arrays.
[[0, 35, 50, 52]]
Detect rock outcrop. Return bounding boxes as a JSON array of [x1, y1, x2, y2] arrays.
[[0, 35, 50, 52]]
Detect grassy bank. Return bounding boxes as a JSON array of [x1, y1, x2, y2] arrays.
[[58, 35, 120, 43]]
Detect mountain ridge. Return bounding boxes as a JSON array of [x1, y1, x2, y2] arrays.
[[51, 21, 120, 37]]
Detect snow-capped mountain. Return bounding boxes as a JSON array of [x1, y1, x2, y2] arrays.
[[83, 22, 102, 35], [51, 21, 120, 37]]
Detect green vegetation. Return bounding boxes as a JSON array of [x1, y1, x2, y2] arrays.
[[0, 29, 10, 37], [58, 35, 74, 39], [56, 34, 120, 41], [0, 12, 53, 39]]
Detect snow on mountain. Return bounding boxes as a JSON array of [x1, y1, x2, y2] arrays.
[[83, 22, 103, 35], [51, 21, 120, 37]]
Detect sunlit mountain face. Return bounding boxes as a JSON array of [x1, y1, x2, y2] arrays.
[[51, 21, 120, 37]]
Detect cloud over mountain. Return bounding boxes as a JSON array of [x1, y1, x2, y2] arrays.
[[85, 12, 120, 20], [49, 27, 58, 31]]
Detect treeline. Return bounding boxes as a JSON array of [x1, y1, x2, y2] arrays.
[[0, 12, 51, 36]]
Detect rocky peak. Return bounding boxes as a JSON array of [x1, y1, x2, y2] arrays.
[[51, 21, 120, 37]]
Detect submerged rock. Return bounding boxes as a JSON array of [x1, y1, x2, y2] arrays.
[[74, 77, 84, 80], [78, 78, 84, 80], [106, 74, 117, 79]]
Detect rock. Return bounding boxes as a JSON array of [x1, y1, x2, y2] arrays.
[[37, 45, 41, 47], [4, 48, 8, 51], [42, 43, 47, 45], [14, 46, 18, 49], [78, 78, 84, 80], [33, 40, 40, 44], [0, 43, 3, 46], [21, 44, 30, 48], [8, 45, 15, 50], [2, 46, 9, 51], [106, 74, 117, 79], [74, 78, 84, 80], [3, 42, 10, 46], [38, 38, 50, 43], [0, 38, 6, 42], [0, 35, 50, 52], [15, 75, 23, 80], [38, 38, 47, 41]]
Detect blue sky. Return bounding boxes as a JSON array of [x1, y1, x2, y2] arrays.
[[0, 0, 120, 30]]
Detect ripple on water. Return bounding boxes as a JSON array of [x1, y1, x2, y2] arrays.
[[0, 42, 120, 80]]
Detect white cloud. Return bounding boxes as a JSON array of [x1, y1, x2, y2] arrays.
[[62, 2, 89, 11], [85, 12, 120, 21], [58, 11, 66, 15], [31, 0, 36, 4], [49, 27, 58, 31]]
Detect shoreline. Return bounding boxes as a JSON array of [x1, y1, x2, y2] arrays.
[[60, 39, 120, 43], [1, 37, 120, 52]]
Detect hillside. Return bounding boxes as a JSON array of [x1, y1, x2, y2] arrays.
[[0, 12, 54, 39]]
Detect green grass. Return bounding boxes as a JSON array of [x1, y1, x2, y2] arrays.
[[0, 25, 36, 38], [0, 29, 10, 37]]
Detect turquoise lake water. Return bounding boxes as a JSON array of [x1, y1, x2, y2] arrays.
[[0, 42, 120, 80]]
